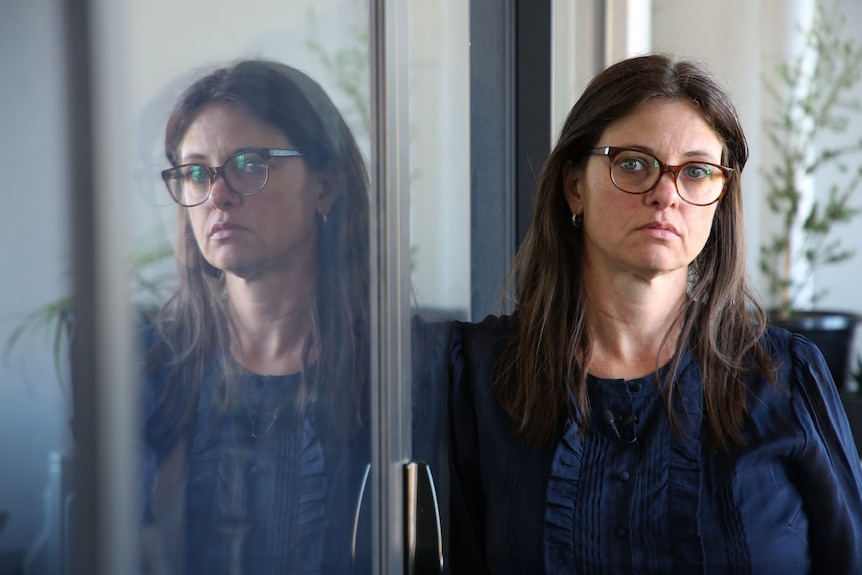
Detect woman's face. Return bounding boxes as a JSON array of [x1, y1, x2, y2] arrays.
[[563, 99, 724, 284], [179, 103, 333, 281]]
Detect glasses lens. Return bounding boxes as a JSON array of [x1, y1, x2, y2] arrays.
[[676, 162, 725, 205], [224, 152, 268, 195], [163, 165, 211, 206], [609, 150, 660, 193]]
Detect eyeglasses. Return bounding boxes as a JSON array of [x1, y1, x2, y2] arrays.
[[588, 146, 732, 206], [161, 148, 303, 207]]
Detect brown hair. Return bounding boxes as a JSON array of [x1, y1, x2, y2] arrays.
[[497, 54, 775, 450], [147, 59, 369, 444]]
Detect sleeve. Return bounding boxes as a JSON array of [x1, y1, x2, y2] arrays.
[[447, 321, 492, 575], [137, 324, 186, 573], [138, 324, 163, 522], [789, 333, 862, 573], [411, 316, 452, 480]]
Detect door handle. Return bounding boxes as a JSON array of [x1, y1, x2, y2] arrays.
[[404, 460, 443, 574], [351, 463, 371, 564]]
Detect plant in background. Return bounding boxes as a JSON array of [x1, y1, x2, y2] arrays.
[[3, 293, 74, 389], [3, 230, 174, 387], [304, 7, 370, 140], [759, 1, 862, 316], [304, 8, 422, 273]]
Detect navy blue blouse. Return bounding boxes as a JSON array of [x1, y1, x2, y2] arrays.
[[448, 315, 862, 574], [139, 326, 369, 575]]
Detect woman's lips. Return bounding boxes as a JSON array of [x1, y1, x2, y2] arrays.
[[638, 221, 680, 239], [209, 222, 244, 239]]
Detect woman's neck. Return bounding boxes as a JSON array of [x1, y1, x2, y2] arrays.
[[224, 271, 317, 375], [583, 269, 687, 380]]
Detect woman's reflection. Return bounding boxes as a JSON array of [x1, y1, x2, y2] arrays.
[[139, 59, 370, 575]]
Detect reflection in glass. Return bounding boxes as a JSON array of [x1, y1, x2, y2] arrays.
[[138, 60, 370, 575], [162, 148, 305, 207]]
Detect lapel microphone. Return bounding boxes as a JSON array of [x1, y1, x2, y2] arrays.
[[602, 409, 639, 444]]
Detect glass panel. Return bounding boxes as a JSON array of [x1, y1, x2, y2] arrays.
[[408, 1, 470, 321], [130, 3, 373, 573], [3, 1, 374, 574], [407, 0, 470, 570]]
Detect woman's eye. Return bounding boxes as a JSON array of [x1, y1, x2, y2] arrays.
[[234, 154, 267, 174], [186, 165, 208, 184], [682, 163, 712, 180], [617, 157, 647, 172]]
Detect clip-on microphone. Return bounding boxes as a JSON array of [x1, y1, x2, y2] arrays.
[[602, 409, 639, 444]]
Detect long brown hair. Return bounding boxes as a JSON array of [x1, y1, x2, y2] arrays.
[[497, 54, 775, 450], [146, 59, 370, 445]]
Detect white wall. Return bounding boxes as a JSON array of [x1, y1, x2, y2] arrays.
[[408, 1, 471, 315]]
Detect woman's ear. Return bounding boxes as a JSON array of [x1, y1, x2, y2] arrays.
[[562, 161, 584, 214], [315, 169, 337, 218]]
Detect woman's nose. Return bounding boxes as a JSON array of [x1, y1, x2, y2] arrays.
[[647, 172, 680, 209], [206, 173, 239, 210]]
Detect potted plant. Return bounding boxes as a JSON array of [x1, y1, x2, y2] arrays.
[[759, 1, 862, 390]]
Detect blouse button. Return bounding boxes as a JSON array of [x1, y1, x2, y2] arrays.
[[615, 527, 628, 538], [617, 471, 630, 481]]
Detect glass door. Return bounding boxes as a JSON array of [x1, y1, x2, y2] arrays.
[[1, 1, 406, 573], [1, 0, 483, 572]]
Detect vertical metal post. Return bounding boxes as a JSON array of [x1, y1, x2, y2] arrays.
[[65, 0, 135, 573], [470, 0, 516, 320], [594, 0, 607, 73], [470, 0, 552, 319], [369, 0, 411, 572], [515, 0, 552, 243], [64, 1, 97, 571]]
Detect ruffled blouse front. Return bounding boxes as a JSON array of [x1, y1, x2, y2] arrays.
[[140, 334, 368, 575], [184, 370, 328, 575], [545, 354, 705, 574], [448, 314, 862, 575]]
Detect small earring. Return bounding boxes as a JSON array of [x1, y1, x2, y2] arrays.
[[571, 213, 583, 228], [320, 213, 328, 226]]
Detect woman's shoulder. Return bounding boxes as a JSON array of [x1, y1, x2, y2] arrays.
[[759, 324, 832, 372], [451, 313, 517, 350], [138, 322, 181, 382], [138, 322, 193, 428], [449, 314, 517, 394], [139, 322, 162, 351], [752, 324, 840, 410], [753, 327, 862, 491]]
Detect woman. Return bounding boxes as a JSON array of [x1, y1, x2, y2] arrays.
[[449, 54, 862, 574], [139, 59, 370, 575]]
